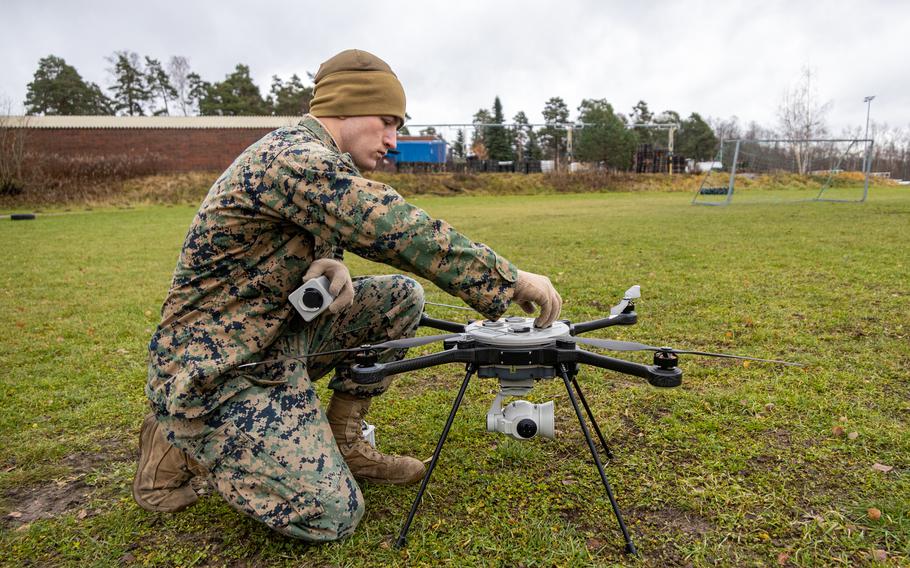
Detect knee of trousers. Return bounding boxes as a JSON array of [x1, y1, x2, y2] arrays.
[[388, 275, 425, 327], [193, 418, 367, 543], [360, 274, 424, 337], [285, 479, 366, 543], [213, 465, 367, 543]]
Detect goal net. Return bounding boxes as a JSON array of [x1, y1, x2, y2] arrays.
[[692, 138, 873, 205]]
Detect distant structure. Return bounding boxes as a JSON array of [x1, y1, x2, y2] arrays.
[[3, 116, 301, 173], [5, 116, 695, 176], [632, 144, 687, 174]]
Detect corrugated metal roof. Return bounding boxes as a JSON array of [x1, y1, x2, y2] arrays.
[[0, 115, 304, 129]]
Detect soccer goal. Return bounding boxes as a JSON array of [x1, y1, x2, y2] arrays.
[[692, 138, 873, 205]]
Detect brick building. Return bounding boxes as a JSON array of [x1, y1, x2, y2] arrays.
[[3, 116, 303, 173]]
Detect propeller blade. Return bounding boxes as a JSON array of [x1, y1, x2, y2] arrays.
[[369, 333, 462, 350], [574, 336, 656, 351], [662, 349, 802, 366], [236, 333, 461, 369], [574, 336, 801, 366]]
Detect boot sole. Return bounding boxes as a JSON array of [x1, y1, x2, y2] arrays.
[[352, 467, 427, 486]]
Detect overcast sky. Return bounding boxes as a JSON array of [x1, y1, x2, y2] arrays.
[[3, 0, 907, 135]]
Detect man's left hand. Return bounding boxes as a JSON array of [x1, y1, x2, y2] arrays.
[[302, 259, 355, 314]]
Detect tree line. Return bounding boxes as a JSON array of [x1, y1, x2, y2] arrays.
[[23, 53, 312, 117], [458, 96, 719, 166], [19, 55, 908, 178], [21, 53, 720, 165]]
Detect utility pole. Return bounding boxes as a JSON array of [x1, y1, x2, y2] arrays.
[[566, 124, 574, 168], [668, 126, 676, 174], [862, 95, 875, 173]]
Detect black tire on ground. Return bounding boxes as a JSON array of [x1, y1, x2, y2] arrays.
[[10, 214, 36, 221]]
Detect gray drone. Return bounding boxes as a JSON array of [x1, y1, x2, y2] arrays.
[[252, 282, 798, 555]]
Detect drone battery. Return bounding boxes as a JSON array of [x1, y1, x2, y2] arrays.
[[361, 420, 376, 448]]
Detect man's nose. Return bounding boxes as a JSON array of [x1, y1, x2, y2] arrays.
[[383, 129, 397, 149]]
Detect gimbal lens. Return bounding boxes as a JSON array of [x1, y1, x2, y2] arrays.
[[516, 418, 537, 439]]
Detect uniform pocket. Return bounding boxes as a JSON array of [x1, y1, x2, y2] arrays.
[[196, 422, 325, 530]]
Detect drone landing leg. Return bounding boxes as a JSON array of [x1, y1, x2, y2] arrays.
[[569, 374, 614, 460], [395, 364, 475, 548], [559, 364, 637, 556]]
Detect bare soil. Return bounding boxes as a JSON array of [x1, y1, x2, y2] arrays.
[[2, 440, 134, 526]]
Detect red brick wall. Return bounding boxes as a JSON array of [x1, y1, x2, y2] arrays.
[[23, 128, 276, 172]]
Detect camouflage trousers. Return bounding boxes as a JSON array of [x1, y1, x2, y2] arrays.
[[160, 275, 424, 542]]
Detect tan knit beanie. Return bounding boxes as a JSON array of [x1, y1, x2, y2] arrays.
[[309, 49, 406, 126]]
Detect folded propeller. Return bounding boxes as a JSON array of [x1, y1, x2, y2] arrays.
[[572, 336, 800, 366], [237, 333, 461, 369]]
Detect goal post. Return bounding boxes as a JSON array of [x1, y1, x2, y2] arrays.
[[692, 138, 873, 205]]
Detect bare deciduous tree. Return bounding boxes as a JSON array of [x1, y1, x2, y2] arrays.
[[0, 98, 28, 196], [777, 66, 831, 174], [168, 56, 194, 116]]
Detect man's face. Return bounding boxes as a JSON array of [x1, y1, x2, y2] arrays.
[[337, 116, 399, 171]]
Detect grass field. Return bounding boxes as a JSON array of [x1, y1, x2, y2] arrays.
[[1, 187, 908, 566]]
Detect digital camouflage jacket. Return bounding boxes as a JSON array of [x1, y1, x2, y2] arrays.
[[147, 116, 518, 419]]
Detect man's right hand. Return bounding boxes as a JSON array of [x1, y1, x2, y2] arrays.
[[513, 270, 562, 328], [301, 258, 355, 314]]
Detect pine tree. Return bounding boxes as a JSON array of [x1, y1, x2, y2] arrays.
[[630, 100, 656, 146], [575, 98, 636, 170], [676, 112, 719, 161], [471, 108, 492, 158], [144, 57, 178, 116], [270, 74, 313, 115], [24, 55, 111, 115], [485, 96, 513, 162], [453, 129, 466, 159], [107, 51, 152, 116], [200, 64, 270, 116], [186, 72, 211, 115], [540, 97, 569, 168], [512, 111, 532, 162]]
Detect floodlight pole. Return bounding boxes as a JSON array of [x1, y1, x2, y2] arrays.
[[862, 96, 875, 174]]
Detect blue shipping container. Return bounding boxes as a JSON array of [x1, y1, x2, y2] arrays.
[[394, 138, 447, 164]]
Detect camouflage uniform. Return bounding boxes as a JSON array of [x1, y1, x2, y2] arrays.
[[147, 115, 517, 540]]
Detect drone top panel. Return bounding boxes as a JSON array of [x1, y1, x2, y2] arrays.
[[463, 317, 571, 347]]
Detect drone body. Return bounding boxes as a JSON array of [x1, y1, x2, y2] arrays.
[[241, 284, 797, 555], [343, 285, 679, 555]]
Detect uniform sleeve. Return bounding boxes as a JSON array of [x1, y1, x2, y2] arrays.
[[264, 150, 517, 319]]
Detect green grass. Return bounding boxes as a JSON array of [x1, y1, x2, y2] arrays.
[[1, 188, 908, 566]]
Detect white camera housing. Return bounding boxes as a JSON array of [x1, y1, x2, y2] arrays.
[[288, 276, 335, 322], [487, 394, 555, 440]]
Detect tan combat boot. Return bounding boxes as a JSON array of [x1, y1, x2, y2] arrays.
[[132, 414, 205, 512], [327, 392, 426, 485]]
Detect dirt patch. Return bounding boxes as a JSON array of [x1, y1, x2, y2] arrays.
[[2, 478, 93, 525], [638, 505, 714, 537], [60, 438, 136, 470], [770, 428, 792, 448], [2, 439, 134, 526]]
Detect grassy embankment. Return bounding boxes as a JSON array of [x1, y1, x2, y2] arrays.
[[1, 183, 908, 566], [2, 169, 890, 210]]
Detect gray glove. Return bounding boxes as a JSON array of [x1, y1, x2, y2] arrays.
[[301, 258, 355, 314], [513, 270, 562, 328]]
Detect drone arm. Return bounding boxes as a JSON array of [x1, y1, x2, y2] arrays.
[[574, 349, 682, 387], [419, 313, 467, 333], [571, 312, 637, 335], [350, 348, 474, 384]]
